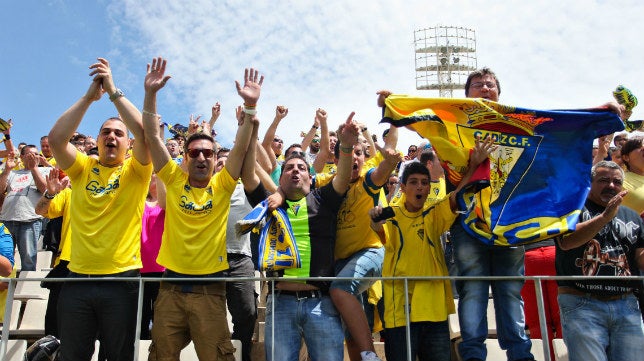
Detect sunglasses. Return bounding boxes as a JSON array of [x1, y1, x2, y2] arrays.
[[273, 138, 283, 144], [187, 148, 215, 159], [312, 138, 320, 144], [289, 151, 306, 157]]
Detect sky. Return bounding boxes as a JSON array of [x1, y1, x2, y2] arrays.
[[1, 0, 643, 152]]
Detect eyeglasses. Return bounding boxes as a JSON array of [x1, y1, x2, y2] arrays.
[[187, 148, 215, 159], [273, 138, 283, 144], [470, 81, 497, 90]]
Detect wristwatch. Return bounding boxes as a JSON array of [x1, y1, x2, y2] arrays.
[[109, 89, 124, 102]]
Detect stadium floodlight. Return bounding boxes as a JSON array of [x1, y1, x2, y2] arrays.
[[414, 26, 477, 97]]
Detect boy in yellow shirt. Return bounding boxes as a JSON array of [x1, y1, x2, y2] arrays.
[[369, 137, 494, 361]]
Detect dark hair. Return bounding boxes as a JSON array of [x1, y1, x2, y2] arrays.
[[279, 154, 311, 177], [620, 136, 643, 171], [285, 144, 303, 157], [464, 67, 501, 97], [20, 144, 38, 156], [216, 147, 231, 158], [401, 161, 430, 184], [184, 133, 215, 154]]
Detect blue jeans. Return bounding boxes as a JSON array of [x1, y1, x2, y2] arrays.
[[451, 222, 533, 361], [330, 246, 384, 295], [559, 293, 644, 361], [5, 219, 41, 271], [265, 292, 344, 361], [58, 272, 139, 361], [385, 321, 451, 361]]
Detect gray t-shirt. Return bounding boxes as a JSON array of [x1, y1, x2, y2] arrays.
[[225, 182, 252, 256], [0, 167, 51, 222]]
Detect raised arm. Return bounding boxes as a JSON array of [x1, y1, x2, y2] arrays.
[[332, 113, 360, 195], [313, 108, 331, 173], [207, 102, 221, 135], [261, 106, 288, 165], [301, 113, 320, 151], [35, 168, 66, 216], [241, 106, 261, 192], [225, 68, 264, 180], [0, 122, 14, 159], [49, 72, 103, 169], [449, 136, 497, 211], [558, 190, 627, 251], [142, 57, 173, 173], [0, 153, 16, 195], [90, 58, 150, 165], [369, 148, 403, 187]]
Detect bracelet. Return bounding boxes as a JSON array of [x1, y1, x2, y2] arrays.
[[244, 103, 256, 108], [43, 190, 57, 200], [339, 146, 353, 154], [243, 107, 257, 115], [3, 134, 9, 140], [109, 89, 124, 102], [142, 110, 161, 118]]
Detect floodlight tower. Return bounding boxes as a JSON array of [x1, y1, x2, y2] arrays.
[[414, 26, 477, 97]]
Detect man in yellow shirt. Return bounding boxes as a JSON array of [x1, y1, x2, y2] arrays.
[[48, 57, 152, 361], [142, 57, 260, 361]]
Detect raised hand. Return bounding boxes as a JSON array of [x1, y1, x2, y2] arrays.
[[145, 57, 172, 93], [89, 58, 117, 95], [470, 135, 497, 167], [45, 168, 65, 195], [275, 106, 288, 121], [235, 68, 264, 105], [210, 103, 221, 123], [315, 108, 327, 125], [338, 112, 360, 147], [376, 89, 393, 107]]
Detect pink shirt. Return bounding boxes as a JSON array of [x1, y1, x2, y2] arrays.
[[141, 203, 166, 273]]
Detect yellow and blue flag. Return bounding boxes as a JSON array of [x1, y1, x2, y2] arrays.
[[382, 96, 624, 246]]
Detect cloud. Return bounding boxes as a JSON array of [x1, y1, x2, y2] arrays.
[[109, 0, 644, 149]]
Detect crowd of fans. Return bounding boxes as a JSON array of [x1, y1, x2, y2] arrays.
[[1, 57, 643, 361]]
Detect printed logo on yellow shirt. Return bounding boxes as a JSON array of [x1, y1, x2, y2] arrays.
[[85, 178, 120, 196], [178, 196, 213, 214]]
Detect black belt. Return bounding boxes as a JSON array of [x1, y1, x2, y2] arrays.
[[68, 270, 139, 278], [558, 287, 632, 301], [277, 289, 327, 300]]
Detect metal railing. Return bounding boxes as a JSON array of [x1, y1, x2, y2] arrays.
[[3, 274, 643, 361]]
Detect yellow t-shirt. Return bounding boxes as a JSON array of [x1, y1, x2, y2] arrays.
[[382, 198, 456, 327], [65, 153, 152, 274], [315, 170, 383, 259], [156, 161, 236, 275], [45, 188, 72, 265], [623, 171, 644, 214]]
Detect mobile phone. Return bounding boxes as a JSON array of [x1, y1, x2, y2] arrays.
[[372, 206, 395, 222]]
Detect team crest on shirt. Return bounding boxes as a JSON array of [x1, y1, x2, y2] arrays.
[[184, 184, 191, 192], [92, 167, 99, 175], [416, 229, 424, 241], [290, 203, 301, 215]]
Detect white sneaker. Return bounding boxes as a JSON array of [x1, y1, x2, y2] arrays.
[[360, 351, 382, 361]]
